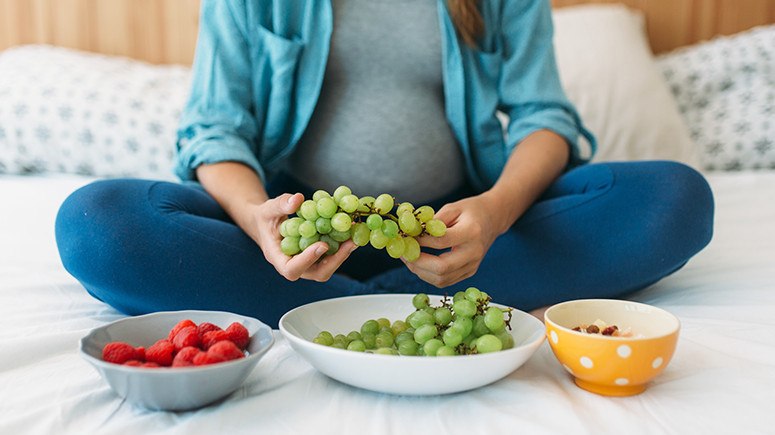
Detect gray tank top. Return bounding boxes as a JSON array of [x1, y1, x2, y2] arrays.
[[287, 0, 465, 204]]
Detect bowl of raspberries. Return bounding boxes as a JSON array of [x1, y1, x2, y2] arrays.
[[79, 310, 274, 411]]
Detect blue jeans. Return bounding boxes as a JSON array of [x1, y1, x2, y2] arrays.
[[55, 161, 714, 327]]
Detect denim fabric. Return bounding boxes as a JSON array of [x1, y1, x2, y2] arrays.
[[55, 161, 713, 327]]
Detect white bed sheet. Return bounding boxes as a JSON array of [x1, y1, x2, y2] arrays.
[[0, 172, 773, 434]]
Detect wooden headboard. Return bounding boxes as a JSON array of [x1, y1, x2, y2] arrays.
[[1, 0, 773, 65]]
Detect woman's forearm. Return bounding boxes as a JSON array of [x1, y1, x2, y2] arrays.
[[196, 162, 270, 237], [482, 129, 570, 234]]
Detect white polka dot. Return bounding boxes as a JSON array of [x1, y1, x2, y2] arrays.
[[652, 357, 664, 369], [617, 345, 632, 358], [615, 378, 629, 386], [550, 330, 558, 344], [580, 356, 594, 368], [563, 364, 574, 375]]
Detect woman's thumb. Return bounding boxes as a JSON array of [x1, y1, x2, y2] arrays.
[[275, 192, 304, 216]]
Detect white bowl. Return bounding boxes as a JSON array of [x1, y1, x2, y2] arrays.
[[279, 294, 545, 395], [79, 310, 274, 411]]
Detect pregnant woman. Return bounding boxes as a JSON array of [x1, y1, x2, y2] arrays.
[[55, 0, 714, 327]]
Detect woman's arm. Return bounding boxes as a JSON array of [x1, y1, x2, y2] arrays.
[[196, 162, 357, 282], [404, 129, 568, 287]]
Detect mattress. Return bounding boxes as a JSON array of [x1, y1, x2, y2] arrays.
[[0, 172, 773, 434]]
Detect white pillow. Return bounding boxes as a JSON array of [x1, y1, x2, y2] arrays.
[[656, 25, 775, 171], [552, 5, 701, 167], [0, 45, 190, 179]]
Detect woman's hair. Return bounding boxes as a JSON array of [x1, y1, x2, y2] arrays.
[[447, 0, 484, 48]]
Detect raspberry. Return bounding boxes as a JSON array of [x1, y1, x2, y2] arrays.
[[192, 351, 222, 366], [172, 346, 201, 367], [123, 360, 142, 366], [208, 340, 245, 361], [226, 322, 250, 350], [135, 346, 146, 361], [141, 362, 160, 368], [145, 339, 176, 367], [172, 326, 200, 351], [197, 322, 222, 340], [201, 330, 230, 350], [168, 319, 197, 342], [103, 342, 143, 364]]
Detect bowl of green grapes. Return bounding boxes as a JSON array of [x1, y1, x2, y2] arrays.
[[278, 290, 545, 395]]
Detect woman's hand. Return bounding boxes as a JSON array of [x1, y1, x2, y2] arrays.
[[239, 193, 357, 282], [404, 193, 503, 288]]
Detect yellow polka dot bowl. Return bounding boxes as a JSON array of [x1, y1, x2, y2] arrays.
[[544, 299, 680, 396]]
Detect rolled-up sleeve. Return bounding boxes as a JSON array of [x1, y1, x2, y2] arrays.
[[174, 0, 266, 182], [498, 0, 596, 167]]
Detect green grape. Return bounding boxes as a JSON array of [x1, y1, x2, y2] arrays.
[[329, 229, 351, 242], [283, 217, 303, 238], [423, 306, 435, 316], [402, 236, 421, 262], [453, 299, 477, 318], [373, 194, 394, 215], [496, 330, 515, 350], [299, 200, 319, 221], [358, 196, 375, 212], [395, 331, 414, 345], [398, 212, 419, 234], [312, 189, 331, 201], [347, 340, 366, 352], [407, 310, 434, 329], [366, 214, 383, 231], [374, 347, 398, 355], [330, 212, 352, 232], [406, 220, 423, 237], [280, 236, 301, 256], [315, 197, 337, 219], [412, 293, 429, 309], [361, 319, 380, 335], [381, 220, 399, 238], [333, 185, 352, 205], [313, 331, 334, 346], [472, 315, 490, 337], [462, 331, 478, 347], [475, 334, 503, 354], [452, 291, 466, 302], [279, 219, 291, 238], [415, 205, 434, 223], [396, 202, 415, 216], [425, 219, 447, 237], [375, 330, 394, 348], [435, 345, 457, 356], [464, 287, 483, 303], [413, 324, 437, 345], [315, 217, 332, 234], [423, 338, 444, 356], [331, 342, 346, 349], [391, 320, 408, 335], [298, 220, 317, 238], [346, 331, 362, 342], [450, 317, 473, 337], [333, 334, 348, 346], [369, 228, 389, 249], [362, 332, 377, 349], [339, 194, 359, 213], [442, 327, 463, 347], [376, 317, 391, 329], [386, 237, 405, 259], [484, 306, 506, 333], [298, 234, 320, 251], [397, 340, 418, 356], [351, 223, 371, 246], [434, 307, 453, 326], [320, 234, 339, 256]]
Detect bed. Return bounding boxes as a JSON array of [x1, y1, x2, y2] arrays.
[[1, 1, 774, 434]]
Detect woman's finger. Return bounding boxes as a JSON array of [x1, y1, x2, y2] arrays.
[[301, 240, 358, 282], [279, 241, 329, 280]]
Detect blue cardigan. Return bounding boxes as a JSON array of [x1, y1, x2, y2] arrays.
[[175, 0, 596, 192]]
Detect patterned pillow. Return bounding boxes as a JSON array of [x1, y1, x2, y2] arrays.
[[656, 25, 775, 171], [0, 45, 190, 179]]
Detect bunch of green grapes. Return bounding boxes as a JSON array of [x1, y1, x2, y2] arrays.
[[312, 287, 514, 356], [278, 185, 447, 262]]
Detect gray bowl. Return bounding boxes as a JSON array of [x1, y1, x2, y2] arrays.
[[79, 310, 274, 411]]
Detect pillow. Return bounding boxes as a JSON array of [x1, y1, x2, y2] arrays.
[[551, 5, 701, 168], [656, 25, 775, 171], [0, 45, 190, 179]]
